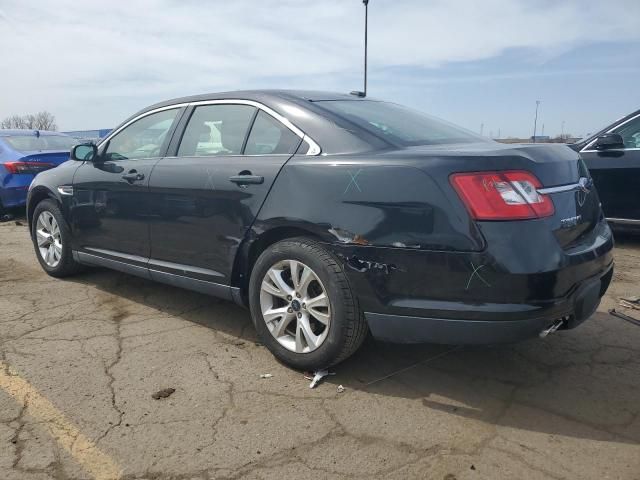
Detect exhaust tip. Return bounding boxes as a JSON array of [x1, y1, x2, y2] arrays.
[[539, 319, 565, 338]]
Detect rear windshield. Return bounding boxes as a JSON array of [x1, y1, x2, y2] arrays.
[[2, 135, 77, 151], [314, 100, 485, 146]]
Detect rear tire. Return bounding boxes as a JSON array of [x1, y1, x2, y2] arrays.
[[249, 238, 367, 370], [31, 199, 84, 278]]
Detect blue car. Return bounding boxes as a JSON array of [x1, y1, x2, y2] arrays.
[[0, 130, 76, 213]]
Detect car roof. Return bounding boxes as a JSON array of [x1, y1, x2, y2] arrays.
[[0, 129, 69, 137], [144, 89, 372, 112], [107, 89, 387, 155]]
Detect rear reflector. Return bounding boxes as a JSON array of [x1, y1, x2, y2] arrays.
[[3, 161, 55, 175], [450, 171, 554, 220]]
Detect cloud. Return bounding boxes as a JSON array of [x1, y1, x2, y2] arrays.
[[1, 0, 638, 129]]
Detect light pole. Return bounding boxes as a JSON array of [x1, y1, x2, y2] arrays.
[[532, 100, 540, 143], [352, 1, 369, 97], [363, 0, 369, 97]]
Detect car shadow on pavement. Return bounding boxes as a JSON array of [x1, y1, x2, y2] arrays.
[[0, 206, 27, 223], [66, 267, 640, 447], [335, 325, 640, 444], [66, 267, 259, 343]]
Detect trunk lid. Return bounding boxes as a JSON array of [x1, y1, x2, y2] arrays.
[[403, 142, 602, 247], [18, 150, 71, 167]]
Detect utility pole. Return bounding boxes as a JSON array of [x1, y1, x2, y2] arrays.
[[532, 100, 540, 143], [541, 123, 545, 136], [561, 120, 565, 142]]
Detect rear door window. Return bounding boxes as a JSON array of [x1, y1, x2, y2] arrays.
[[244, 111, 301, 155], [177, 104, 256, 157]]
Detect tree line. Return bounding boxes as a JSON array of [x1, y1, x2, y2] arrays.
[[1, 111, 57, 131]]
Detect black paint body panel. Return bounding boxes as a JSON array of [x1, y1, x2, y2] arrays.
[[147, 153, 291, 283]]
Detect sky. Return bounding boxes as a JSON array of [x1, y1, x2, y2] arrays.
[[1, 0, 639, 138]]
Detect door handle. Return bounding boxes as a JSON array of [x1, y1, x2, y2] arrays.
[[229, 174, 264, 185], [122, 171, 145, 183]]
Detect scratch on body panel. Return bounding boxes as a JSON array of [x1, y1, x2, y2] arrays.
[[465, 261, 491, 290]]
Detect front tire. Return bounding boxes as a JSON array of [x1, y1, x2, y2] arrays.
[[31, 199, 83, 278], [249, 238, 367, 370]]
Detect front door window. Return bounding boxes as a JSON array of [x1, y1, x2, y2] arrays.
[[104, 108, 180, 160]]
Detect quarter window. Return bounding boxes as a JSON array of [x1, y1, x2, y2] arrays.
[[177, 104, 255, 157], [104, 108, 179, 160], [613, 115, 640, 149], [244, 111, 301, 155]]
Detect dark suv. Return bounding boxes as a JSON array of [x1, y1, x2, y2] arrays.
[[27, 90, 614, 369]]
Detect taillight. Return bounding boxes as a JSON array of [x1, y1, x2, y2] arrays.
[[3, 161, 55, 175], [450, 170, 554, 220]]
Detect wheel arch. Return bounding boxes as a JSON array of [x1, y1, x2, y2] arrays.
[[27, 187, 61, 232], [232, 224, 328, 304]]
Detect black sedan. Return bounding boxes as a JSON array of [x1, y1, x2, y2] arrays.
[[27, 90, 613, 369], [571, 108, 640, 228]]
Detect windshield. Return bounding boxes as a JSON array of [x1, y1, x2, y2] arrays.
[[315, 100, 485, 146], [3, 135, 77, 151]]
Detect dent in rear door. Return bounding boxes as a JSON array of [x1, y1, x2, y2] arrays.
[[148, 154, 293, 282]]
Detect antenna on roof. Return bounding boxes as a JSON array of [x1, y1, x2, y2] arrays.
[[350, 0, 369, 98]]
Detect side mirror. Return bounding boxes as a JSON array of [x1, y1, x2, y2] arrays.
[[592, 133, 624, 150], [71, 143, 98, 161]]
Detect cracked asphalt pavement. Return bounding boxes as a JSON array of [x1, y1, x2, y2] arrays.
[[1, 218, 639, 479]]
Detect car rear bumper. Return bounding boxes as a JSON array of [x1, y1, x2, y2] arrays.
[[1, 174, 33, 208], [0, 185, 29, 207], [364, 263, 612, 344], [328, 218, 614, 344]]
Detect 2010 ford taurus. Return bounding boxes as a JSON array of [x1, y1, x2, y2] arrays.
[[27, 90, 614, 369]]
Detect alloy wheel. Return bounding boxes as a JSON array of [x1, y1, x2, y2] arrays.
[[259, 259, 331, 353], [35, 211, 62, 268]]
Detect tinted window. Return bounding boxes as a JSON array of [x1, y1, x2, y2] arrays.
[[613, 115, 640, 148], [315, 100, 485, 146], [104, 108, 179, 161], [177, 104, 255, 157], [3, 135, 77, 151], [245, 111, 301, 155]]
